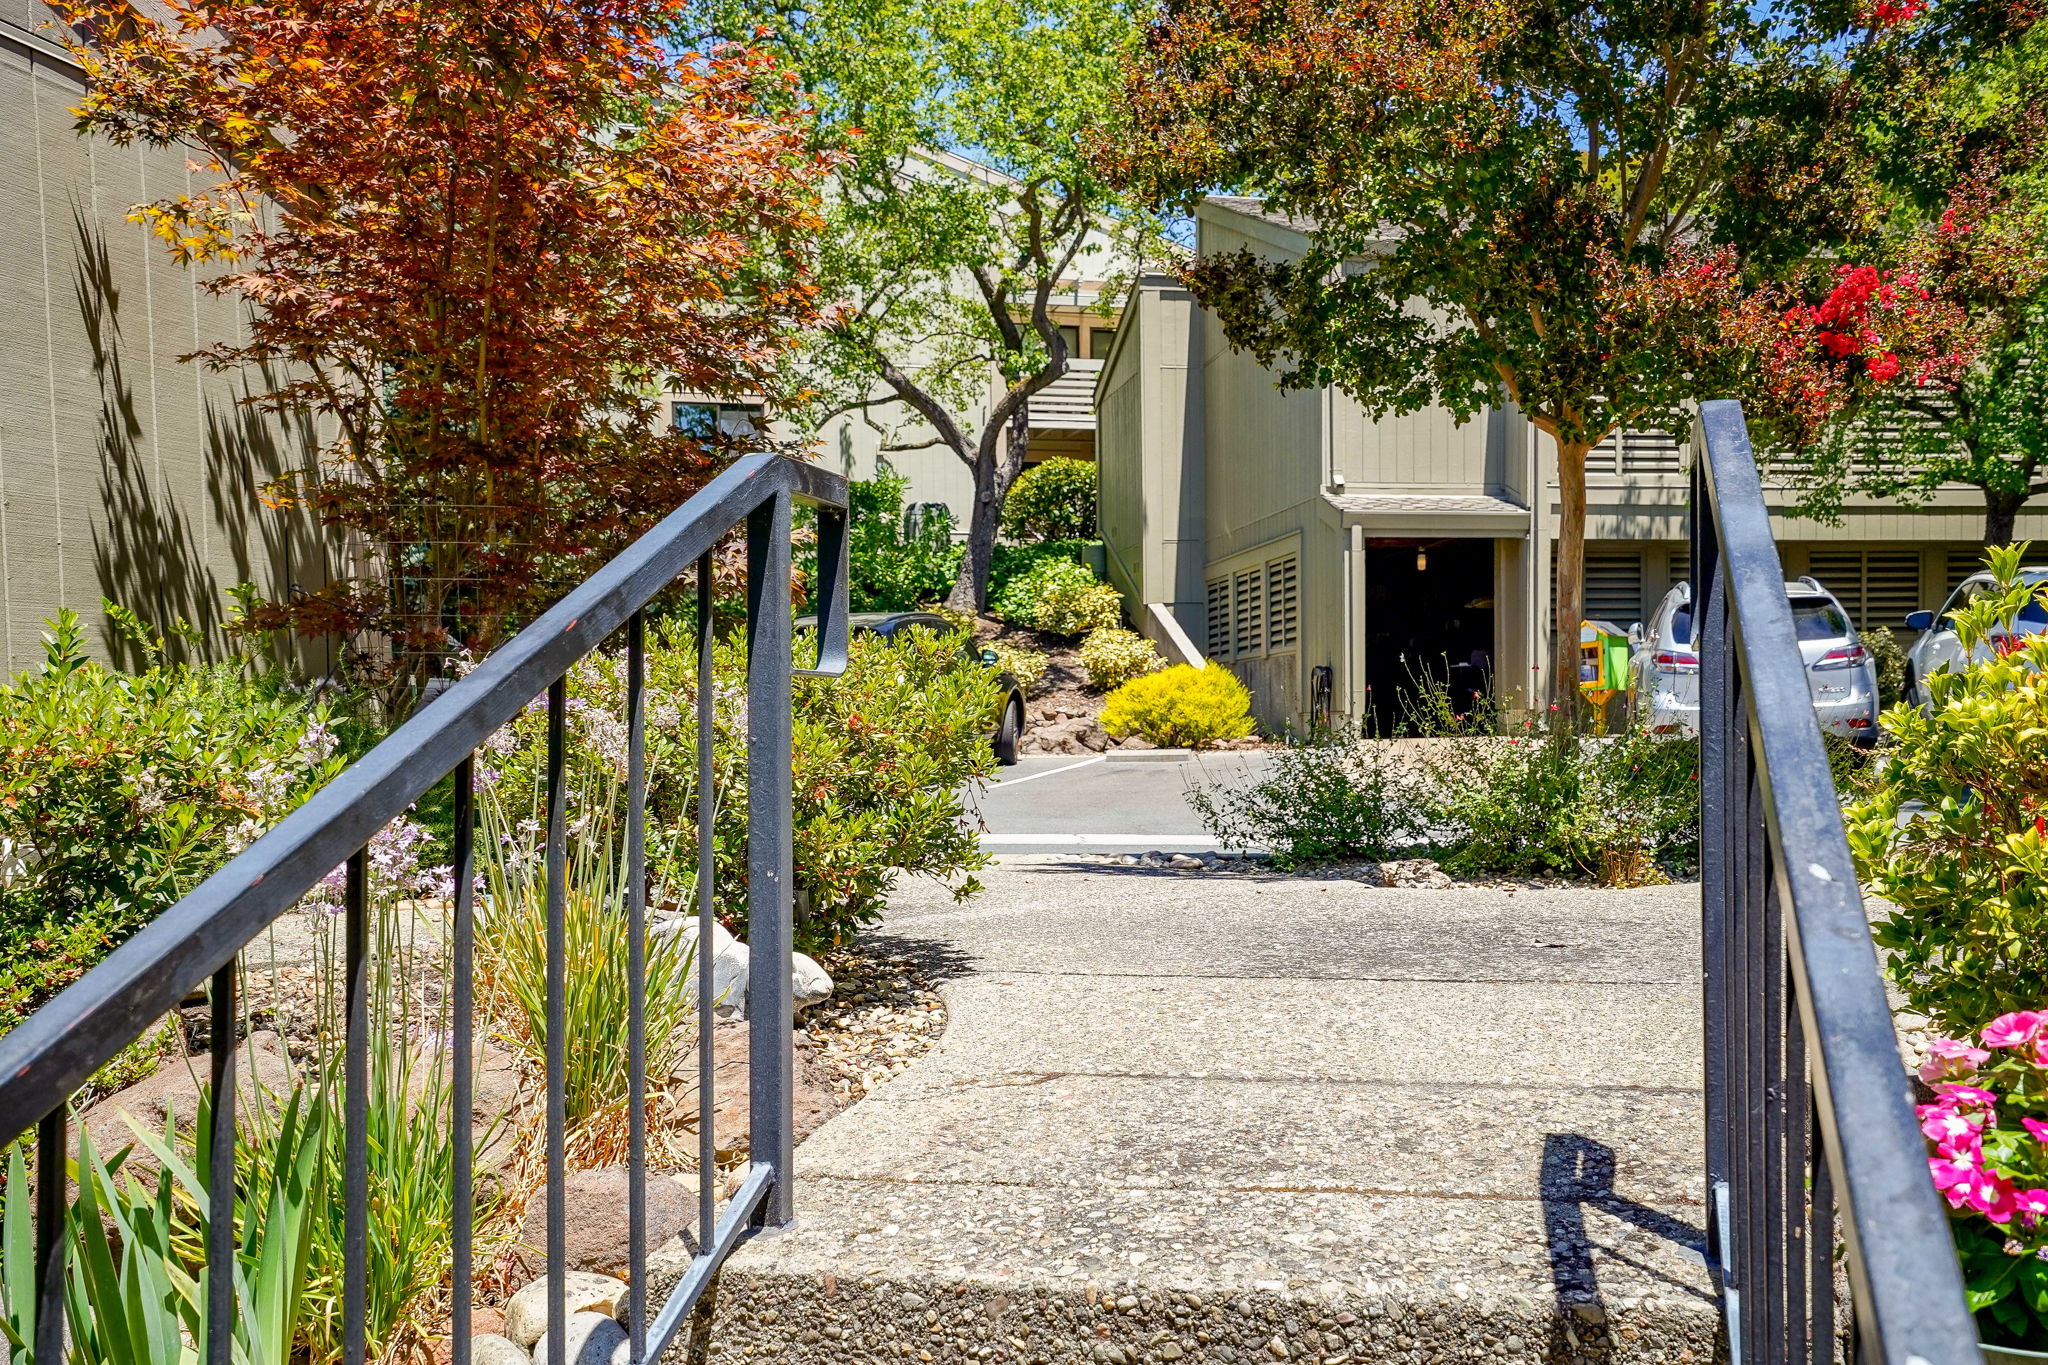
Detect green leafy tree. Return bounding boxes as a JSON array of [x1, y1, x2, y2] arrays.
[[691, 0, 1161, 609], [1106, 0, 1965, 702]]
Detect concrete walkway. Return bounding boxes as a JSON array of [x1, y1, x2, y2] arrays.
[[699, 859, 1719, 1365]]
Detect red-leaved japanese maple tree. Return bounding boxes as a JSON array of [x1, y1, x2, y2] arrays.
[[1103, 0, 1959, 706], [60, 0, 833, 678]]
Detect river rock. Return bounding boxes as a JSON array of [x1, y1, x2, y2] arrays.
[[530, 1311, 626, 1365], [502, 1272, 627, 1348]]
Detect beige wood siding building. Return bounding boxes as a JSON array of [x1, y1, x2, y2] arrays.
[[1, 7, 327, 673], [1098, 196, 2048, 733]]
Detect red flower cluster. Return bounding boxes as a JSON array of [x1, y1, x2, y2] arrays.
[[1867, 0, 1928, 25], [1799, 263, 1927, 381]]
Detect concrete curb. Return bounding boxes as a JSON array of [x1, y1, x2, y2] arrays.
[[1103, 748, 1196, 763]]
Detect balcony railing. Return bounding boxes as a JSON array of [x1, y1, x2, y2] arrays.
[[1692, 399, 1978, 1364], [0, 453, 848, 1365], [1025, 357, 1103, 431]]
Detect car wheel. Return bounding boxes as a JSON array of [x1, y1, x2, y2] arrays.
[[994, 698, 1022, 765]]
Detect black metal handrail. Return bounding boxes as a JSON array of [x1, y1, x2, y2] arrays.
[[1693, 400, 1978, 1365], [0, 452, 848, 1365]]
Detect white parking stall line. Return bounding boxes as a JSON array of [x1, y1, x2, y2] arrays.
[[986, 755, 1107, 788]]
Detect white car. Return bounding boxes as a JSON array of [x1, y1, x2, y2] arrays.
[[1901, 566, 2048, 712], [1628, 578, 1880, 744]]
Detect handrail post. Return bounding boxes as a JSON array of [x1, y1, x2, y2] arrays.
[[747, 486, 797, 1229]]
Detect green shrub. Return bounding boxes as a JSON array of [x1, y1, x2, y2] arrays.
[[0, 609, 344, 1031], [989, 538, 1100, 601], [1863, 624, 1909, 711], [992, 558, 1122, 634], [839, 473, 963, 611], [485, 620, 1000, 949], [1418, 724, 1699, 884], [1188, 737, 1421, 868], [1001, 457, 1097, 542], [1079, 627, 1162, 691], [1099, 664, 1254, 749], [1847, 545, 2048, 1033], [984, 641, 1049, 695]]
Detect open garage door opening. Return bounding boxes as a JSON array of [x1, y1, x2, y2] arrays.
[[1365, 538, 1495, 734]]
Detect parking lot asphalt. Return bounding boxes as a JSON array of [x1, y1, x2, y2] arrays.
[[965, 749, 1273, 854]]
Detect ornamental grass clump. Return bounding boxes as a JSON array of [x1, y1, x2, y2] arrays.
[[1846, 546, 2048, 1034], [1099, 664, 1253, 749], [1079, 627, 1163, 691], [1914, 1009, 2048, 1351]]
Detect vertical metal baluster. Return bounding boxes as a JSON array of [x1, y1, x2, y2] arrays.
[[345, 847, 370, 1365], [697, 550, 717, 1246], [207, 961, 239, 1365], [1762, 869, 1788, 1361], [1810, 1092, 1836, 1365], [546, 678, 570, 1353], [453, 756, 477, 1365], [34, 1109, 65, 1365], [746, 494, 796, 1227], [627, 611, 649, 1363], [1786, 994, 1811, 1365], [1693, 454, 1731, 1290], [1741, 759, 1766, 1365]]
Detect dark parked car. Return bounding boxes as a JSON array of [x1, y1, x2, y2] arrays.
[[797, 610, 1027, 765]]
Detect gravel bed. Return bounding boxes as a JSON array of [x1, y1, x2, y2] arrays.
[[802, 944, 949, 1105]]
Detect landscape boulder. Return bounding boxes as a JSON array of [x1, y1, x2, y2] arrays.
[[505, 1168, 694, 1281], [531, 1311, 626, 1365], [79, 1032, 297, 1169], [502, 1272, 627, 1348], [649, 917, 831, 1019]]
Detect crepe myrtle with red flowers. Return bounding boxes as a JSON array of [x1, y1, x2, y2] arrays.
[[1916, 1009, 2048, 1350], [1099, 0, 1966, 706]]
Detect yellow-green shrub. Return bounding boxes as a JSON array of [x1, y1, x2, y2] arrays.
[[1079, 627, 1163, 691], [1099, 664, 1253, 749], [1043, 580, 1123, 635], [985, 641, 1048, 695]]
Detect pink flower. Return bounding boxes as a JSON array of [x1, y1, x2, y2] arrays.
[[1981, 1012, 2047, 1049], [1934, 1083, 2000, 1110], [1919, 1103, 1985, 1153], [1953, 1167, 2021, 1223], [1931, 1151, 1982, 1200], [2016, 1189, 2048, 1222], [2023, 1117, 2048, 1144], [1919, 1037, 1991, 1083]]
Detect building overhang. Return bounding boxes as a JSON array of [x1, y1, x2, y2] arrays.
[[1322, 491, 1531, 537]]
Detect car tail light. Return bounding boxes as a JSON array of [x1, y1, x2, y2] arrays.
[[1847, 717, 1872, 729], [1813, 644, 1868, 671], [1653, 650, 1699, 675]]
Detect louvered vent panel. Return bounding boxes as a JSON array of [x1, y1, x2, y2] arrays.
[[1621, 429, 1684, 475], [1266, 555, 1300, 650], [1809, 549, 1923, 631], [1550, 550, 1644, 624], [1590, 431, 1623, 475], [1206, 578, 1231, 659], [1232, 568, 1265, 660], [1670, 549, 1690, 588]]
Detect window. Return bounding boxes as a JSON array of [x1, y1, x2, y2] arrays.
[[1087, 327, 1118, 359], [1057, 325, 1082, 359], [673, 401, 763, 439], [1788, 598, 1853, 641]]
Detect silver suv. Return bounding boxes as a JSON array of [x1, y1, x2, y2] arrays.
[[1901, 566, 2048, 712], [1628, 577, 1879, 743]]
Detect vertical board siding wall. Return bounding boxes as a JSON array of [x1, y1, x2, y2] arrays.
[[1, 16, 327, 673]]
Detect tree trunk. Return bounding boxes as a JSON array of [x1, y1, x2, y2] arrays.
[[1552, 437, 1592, 717], [945, 409, 1028, 612], [1984, 488, 2025, 549]]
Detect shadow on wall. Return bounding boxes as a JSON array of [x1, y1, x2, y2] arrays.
[[72, 208, 333, 674]]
